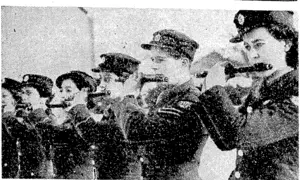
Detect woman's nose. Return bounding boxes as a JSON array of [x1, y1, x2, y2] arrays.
[[98, 82, 107, 89], [248, 49, 260, 62], [60, 91, 67, 100], [20, 94, 27, 101]]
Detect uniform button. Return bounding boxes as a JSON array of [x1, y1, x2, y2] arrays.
[[4, 163, 7, 167], [91, 160, 95, 165], [247, 106, 253, 114], [90, 145, 97, 149], [31, 172, 34, 176], [238, 150, 243, 156], [235, 171, 241, 178], [140, 157, 144, 162], [18, 152, 22, 156]]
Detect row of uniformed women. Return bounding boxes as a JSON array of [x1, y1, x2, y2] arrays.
[[2, 10, 299, 180], [2, 70, 130, 179]]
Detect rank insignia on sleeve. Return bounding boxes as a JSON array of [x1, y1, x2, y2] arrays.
[[177, 101, 193, 110], [158, 107, 183, 118]]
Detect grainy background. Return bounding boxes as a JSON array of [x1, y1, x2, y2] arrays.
[[1, 4, 298, 180]]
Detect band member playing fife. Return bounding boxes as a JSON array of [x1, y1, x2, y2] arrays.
[[9, 74, 54, 178], [196, 10, 298, 180], [48, 70, 126, 179], [117, 29, 209, 180], [91, 52, 143, 179], [49, 71, 97, 179], [2, 78, 21, 178]]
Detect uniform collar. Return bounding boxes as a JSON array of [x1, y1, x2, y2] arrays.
[[68, 104, 87, 113], [156, 78, 194, 106], [171, 78, 194, 94], [28, 108, 48, 123]]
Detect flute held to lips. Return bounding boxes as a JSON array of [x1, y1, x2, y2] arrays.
[[195, 63, 272, 79], [225, 63, 273, 77], [140, 73, 169, 83], [88, 90, 111, 98], [46, 101, 71, 109], [115, 73, 169, 83]]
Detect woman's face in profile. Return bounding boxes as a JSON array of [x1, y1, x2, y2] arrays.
[[243, 27, 291, 77]]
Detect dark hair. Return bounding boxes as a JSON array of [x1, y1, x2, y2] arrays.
[[266, 23, 298, 69], [2, 87, 20, 102], [64, 78, 85, 91], [159, 47, 192, 62]]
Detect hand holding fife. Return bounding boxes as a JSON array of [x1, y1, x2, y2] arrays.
[[205, 62, 228, 90], [121, 72, 143, 97], [49, 108, 70, 126]]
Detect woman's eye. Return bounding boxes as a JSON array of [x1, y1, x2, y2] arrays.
[[157, 58, 165, 63], [66, 89, 72, 93], [244, 44, 251, 51], [152, 57, 165, 63], [104, 77, 111, 83], [254, 43, 264, 49]]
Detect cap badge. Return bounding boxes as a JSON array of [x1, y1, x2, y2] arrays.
[[23, 75, 29, 82], [154, 34, 161, 42], [238, 14, 245, 25], [98, 57, 106, 64], [1, 78, 5, 84]]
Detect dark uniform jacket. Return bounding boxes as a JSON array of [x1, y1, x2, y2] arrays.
[[197, 69, 298, 180], [89, 96, 143, 180], [2, 111, 19, 178], [50, 104, 126, 179], [6, 108, 53, 178], [120, 79, 209, 180]]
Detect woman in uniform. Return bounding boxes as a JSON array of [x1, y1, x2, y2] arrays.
[[91, 53, 142, 179], [2, 78, 21, 178], [197, 10, 298, 180]]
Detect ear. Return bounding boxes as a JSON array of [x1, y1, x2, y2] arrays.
[[284, 40, 292, 52], [181, 58, 190, 67]]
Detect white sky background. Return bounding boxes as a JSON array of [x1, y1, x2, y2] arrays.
[[89, 8, 237, 73], [1, 0, 299, 78], [1, 1, 299, 180]]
